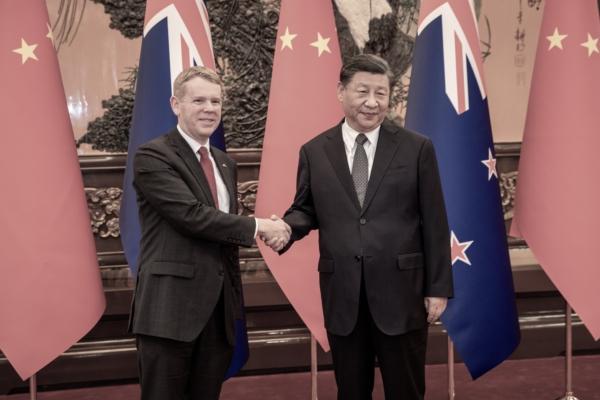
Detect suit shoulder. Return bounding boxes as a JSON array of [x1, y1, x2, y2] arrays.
[[301, 124, 340, 150], [133, 131, 179, 169], [384, 120, 430, 144], [136, 132, 173, 154]]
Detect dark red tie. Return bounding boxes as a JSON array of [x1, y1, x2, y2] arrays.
[[198, 147, 220, 209]]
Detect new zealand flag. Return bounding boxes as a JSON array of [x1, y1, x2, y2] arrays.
[[405, 0, 520, 378]]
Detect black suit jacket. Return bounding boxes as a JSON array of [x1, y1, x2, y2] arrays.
[[128, 129, 255, 343], [283, 120, 453, 336]]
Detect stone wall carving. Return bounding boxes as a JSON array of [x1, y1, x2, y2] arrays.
[[237, 180, 259, 216], [90, 0, 146, 38], [86, 187, 122, 238], [208, 0, 278, 148]]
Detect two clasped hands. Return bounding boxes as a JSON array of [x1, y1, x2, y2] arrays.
[[256, 215, 291, 252]]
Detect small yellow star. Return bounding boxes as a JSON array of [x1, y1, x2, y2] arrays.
[[546, 27, 568, 50], [46, 23, 55, 46], [279, 26, 297, 51], [581, 33, 599, 57], [310, 32, 331, 57], [12, 38, 38, 64]]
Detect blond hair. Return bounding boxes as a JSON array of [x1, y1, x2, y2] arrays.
[[172, 66, 223, 98]]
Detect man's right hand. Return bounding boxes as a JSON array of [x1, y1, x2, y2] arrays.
[[256, 215, 291, 251]]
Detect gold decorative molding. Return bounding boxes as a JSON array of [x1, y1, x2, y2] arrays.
[[238, 180, 258, 216], [85, 180, 259, 239], [500, 171, 518, 221], [86, 187, 122, 238]]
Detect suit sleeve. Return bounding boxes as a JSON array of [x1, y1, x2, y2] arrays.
[[133, 147, 255, 247], [280, 146, 319, 253], [418, 139, 454, 297]]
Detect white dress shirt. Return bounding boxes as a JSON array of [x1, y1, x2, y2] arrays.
[[177, 126, 258, 238], [177, 125, 230, 213], [341, 120, 380, 178]]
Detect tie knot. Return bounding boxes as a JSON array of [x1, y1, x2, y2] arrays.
[[198, 146, 209, 158], [356, 134, 368, 146]]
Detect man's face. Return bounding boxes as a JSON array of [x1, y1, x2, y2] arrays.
[[170, 76, 222, 143], [337, 71, 390, 133]]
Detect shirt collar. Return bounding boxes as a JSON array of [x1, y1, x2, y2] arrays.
[[341, 120, 381, 152], [177, 124, 210, 154]]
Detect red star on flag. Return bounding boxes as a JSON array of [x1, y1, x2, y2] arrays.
[[451, 231, 474, 266], [481, 148, 498, 180]]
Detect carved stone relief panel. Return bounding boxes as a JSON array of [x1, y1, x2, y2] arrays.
[[237, 180, 259, 217], [85, 187, 122, 238]]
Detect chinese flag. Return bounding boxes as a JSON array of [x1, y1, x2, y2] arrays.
[[254, 0, 343, 349], [0, 1, 105, 379], [511, 0, 600, 339]]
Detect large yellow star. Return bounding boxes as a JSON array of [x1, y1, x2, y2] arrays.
[[279, 26, 297, 51], [310, 32, 331, 57], [581, 33, 599, 57], [546, 27, 567, 50], [46, 23, 55, 46], [12, 38, 38, 64]]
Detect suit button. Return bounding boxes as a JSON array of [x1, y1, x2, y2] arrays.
[[355, 255, 361, 262], [359, 218, 367, 225]]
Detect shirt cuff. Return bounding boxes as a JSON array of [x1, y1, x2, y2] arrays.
[[253, 218, 259, 239]]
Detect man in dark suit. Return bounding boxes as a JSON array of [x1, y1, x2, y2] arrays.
[[129, 66, 290, 400], [278, 54, 454, 399]]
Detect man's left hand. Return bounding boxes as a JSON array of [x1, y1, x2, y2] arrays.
[[424, 297, 447, 324]]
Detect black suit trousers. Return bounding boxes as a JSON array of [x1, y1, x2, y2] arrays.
[[327, 275, 428, 400], [136, 289, 233, 400]]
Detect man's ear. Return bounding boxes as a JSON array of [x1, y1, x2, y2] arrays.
[[170, 95, 179, 116], [336, 81, 344, 102]]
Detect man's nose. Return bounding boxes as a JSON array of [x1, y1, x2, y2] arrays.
[[364, 94, 378, 108]]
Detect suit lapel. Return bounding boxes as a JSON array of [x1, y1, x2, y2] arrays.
[[361, 123, 400, 215], [211, 149, 237, 214], [324, 125, 362, 212], [168, 131, 216, 207]]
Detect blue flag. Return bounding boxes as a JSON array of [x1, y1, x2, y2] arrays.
[[120, 0, 247, 378], [405, 0, 520, 379]]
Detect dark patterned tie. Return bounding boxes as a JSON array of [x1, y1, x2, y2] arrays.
[[352, 134, 369, 207], [198, 146, 220, 209]]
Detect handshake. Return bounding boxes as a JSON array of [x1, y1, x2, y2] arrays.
[[256, 215, 291, 252]]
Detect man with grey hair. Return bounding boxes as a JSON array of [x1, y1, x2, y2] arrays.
[[279, 54, 453, 399], [129, 65, 290, 400]]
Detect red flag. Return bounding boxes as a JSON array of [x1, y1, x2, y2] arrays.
[[0, 1, 105, 379], [254, 0, 343, 350], [511, 0, 600, 339]]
